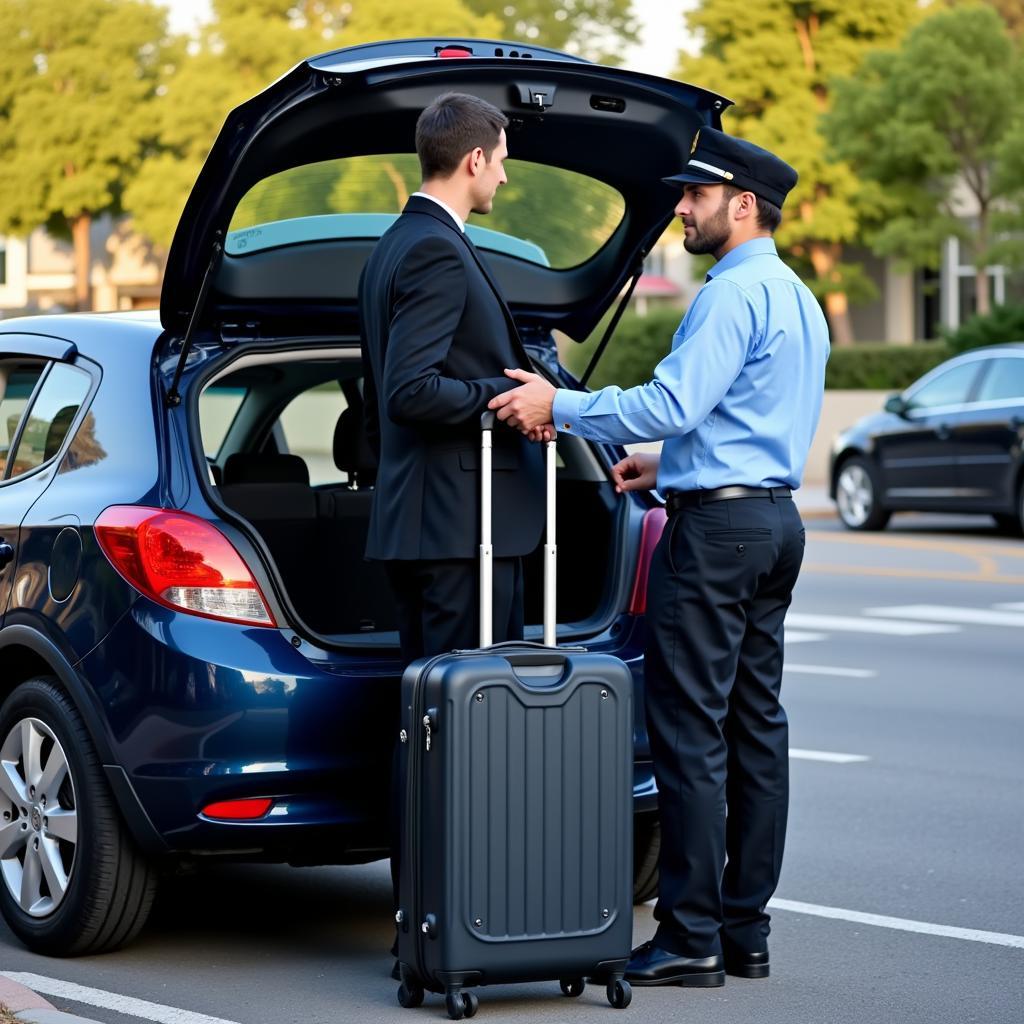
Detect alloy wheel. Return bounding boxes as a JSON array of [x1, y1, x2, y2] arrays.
[[836, 462, 874, 528], [0, 717, 78, 917]]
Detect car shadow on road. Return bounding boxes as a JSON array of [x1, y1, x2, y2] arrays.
[[142, 860, 396, 964]]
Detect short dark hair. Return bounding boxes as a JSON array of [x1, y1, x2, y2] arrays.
[[415, 92, 509, 180], [723, 184, 783, 234]]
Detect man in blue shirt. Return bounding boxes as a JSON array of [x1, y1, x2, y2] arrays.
[[489, 128, 829, 987]]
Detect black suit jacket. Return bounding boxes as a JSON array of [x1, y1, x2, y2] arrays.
[[358, 195, 544, 560]]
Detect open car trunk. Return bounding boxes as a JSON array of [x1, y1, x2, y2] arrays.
[[195, 344, 626, 647]]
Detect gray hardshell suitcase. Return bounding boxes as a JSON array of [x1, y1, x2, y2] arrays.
[[395, 414, 634, 1019]]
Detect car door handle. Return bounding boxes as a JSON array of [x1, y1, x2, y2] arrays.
[[0, 542, 13, 569]]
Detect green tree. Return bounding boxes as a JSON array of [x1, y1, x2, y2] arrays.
[[464, 1, 639, 60], [126, 0, 501, 250], [826, 5, 1024, 317], [0, 0, 170, 310], [675, 0, 919, 345]]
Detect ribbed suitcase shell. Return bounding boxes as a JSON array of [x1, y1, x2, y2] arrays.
[[397, 645, 633, 1001]]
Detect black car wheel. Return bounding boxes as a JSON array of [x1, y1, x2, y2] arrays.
[[835, 457, 891, 531], [633, 814, 660, 904], [993, 477, 1024, 536], [0, 678, 157, 956]]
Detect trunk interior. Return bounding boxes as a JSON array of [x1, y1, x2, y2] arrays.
[[196, 344, 623, 647]]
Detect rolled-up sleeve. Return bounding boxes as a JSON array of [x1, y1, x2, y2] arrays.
[[552, 280, 760, 443]]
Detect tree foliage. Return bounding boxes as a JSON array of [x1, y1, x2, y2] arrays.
[[125, 0, 501, 249], [0, 0, 171, 308], [463, 0, 639, 60], [825, 4, 1024, 316], [675, 0, 920, 344]]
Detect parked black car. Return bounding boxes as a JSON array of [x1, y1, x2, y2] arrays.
[[830, 344, 1024, 532]]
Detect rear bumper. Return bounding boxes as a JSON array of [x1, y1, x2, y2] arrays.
[[78, 600, 655, 857]]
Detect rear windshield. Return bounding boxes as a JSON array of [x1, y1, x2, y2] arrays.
[[227, 155, 625, 269]]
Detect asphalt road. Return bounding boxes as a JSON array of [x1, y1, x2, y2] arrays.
[[2, 511, 1023, 1024]]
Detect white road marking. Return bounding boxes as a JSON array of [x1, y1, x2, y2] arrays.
[[0, 973, 243, 1024], [789, 748, 870, 763], [787, 613, 960, 636], [865, 604, 1024, 628], [994, 602, 1024, 612], [784, 630, 827, 644], [768, 898, 1024, 950], [785, 664, 877, 679]]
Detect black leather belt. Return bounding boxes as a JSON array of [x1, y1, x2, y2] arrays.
[[665, 485, 792, 514]]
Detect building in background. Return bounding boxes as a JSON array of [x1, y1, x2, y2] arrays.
[[0, 218, 162, 318]]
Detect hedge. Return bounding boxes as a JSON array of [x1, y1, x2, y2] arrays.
[[564, 306, 953, 391], [943, 303, 1024, 354], [823, 342, 951, 390]]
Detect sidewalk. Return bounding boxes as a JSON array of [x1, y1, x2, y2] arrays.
[[0, 975, 101, 1024]]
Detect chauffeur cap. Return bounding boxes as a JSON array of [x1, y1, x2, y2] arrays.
[[662, 127, 798, 209]]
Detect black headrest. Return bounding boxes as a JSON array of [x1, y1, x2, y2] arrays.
[[223, 452, 310, 486], [333, 406, 378, 477]]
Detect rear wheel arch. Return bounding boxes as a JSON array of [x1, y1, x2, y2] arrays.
[[0, 626, 167, 857]]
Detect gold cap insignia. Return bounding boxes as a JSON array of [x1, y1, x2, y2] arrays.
[[690, 130, 700, 155]]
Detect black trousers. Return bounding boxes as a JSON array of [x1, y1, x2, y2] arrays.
[[385, 557, 524, 665], [644, 495, 805, 958], [385, 557, 524, 952]]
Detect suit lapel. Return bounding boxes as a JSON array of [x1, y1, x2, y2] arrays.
[[401, 198, 531, 366]]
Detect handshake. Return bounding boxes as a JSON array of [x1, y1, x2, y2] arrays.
[[488, 369, 658, 494], [487, 368, 557, 442]]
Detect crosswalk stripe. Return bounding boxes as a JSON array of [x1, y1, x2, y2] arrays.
[[785, 664, 877, 678], [768, 899, 1024, 949], [784, 630, 827, 644], [789, 748, 870, 763], [786, 613, 959, 636], [864, 604, 1024, 628]]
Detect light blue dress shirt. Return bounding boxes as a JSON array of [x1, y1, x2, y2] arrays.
[[551, 237, 830, 492]]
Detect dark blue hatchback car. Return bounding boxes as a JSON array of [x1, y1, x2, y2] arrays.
[[0, 38, 728, 955]]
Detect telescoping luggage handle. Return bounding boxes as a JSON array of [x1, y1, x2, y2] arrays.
[[480, 412, 556, 648]]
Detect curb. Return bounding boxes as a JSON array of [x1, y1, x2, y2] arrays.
[[0, 976, 102, 1024]]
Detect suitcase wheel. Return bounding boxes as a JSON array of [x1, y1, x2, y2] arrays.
[[445, 989, 478, 1020], [397, 981, 424, 1009], [607, 979, 632, 1010], [559, 977, 586, 998]]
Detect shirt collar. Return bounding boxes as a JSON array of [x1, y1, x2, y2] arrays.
[[410, 191, 465, 233], [706, 236, 777, 280]]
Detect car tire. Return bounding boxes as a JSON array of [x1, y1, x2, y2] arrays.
[[993, 477, 1024, 536], [632, 813, 660, 904], [0, 677, 158, 956], [835, 456, 891, 531]]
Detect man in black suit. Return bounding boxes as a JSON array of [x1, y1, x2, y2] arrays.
[[359, 90, 547, 664]]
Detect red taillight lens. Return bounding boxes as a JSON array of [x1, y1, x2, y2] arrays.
[[437, 45, 473, 58], [95, 506, 276, 627], [628, 508, 668, 616], [201, 798, 273, 820]]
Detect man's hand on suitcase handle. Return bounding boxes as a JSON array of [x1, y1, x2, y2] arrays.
[[489, 369, 557, 439]]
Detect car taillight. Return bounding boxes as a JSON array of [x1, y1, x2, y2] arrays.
[[436, 45, 473, 58], [95, 506, 276, 627], [201, 798, 273, 820], [628, 508, 668, 616]]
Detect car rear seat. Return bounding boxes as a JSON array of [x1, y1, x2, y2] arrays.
[[319, 406, 397, 635]]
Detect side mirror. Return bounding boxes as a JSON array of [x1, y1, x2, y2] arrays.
[[884, 394, 909, 417]]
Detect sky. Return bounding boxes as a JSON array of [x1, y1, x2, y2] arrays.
[[159, 0, 697, 77]]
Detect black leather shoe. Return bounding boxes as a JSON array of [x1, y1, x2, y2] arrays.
[[723, 944, 769, 979], [624, 942, 725, 987]]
